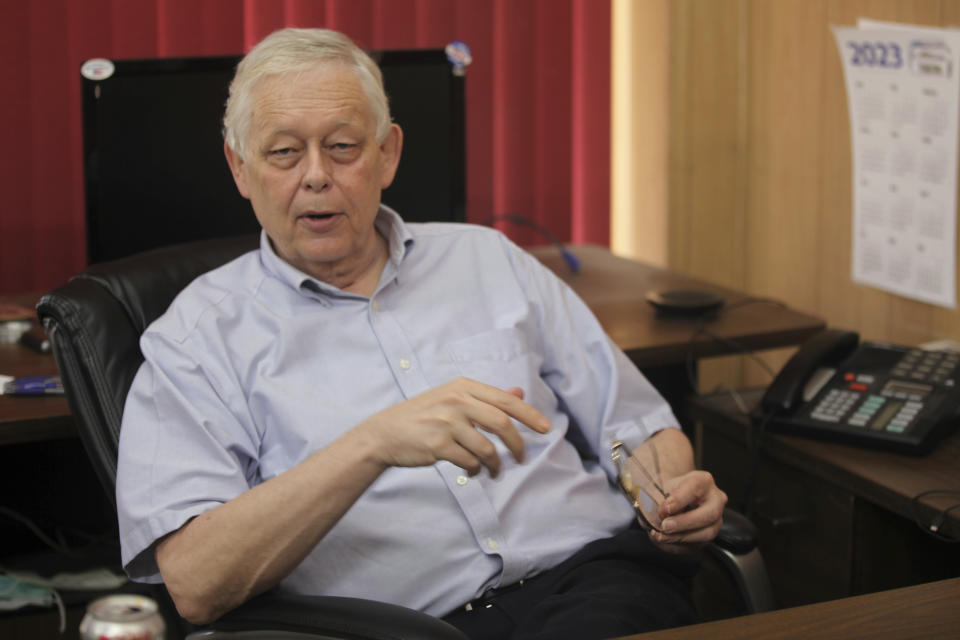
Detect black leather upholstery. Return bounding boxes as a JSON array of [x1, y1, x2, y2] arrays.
[[38, 234, 259, 502]]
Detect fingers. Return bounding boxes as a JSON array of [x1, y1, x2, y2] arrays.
[[651, 470, 727, 549], [437, 429, 501, 477], [444, 379, 550, 470], [363, 378, 551, 478], [464, 379, 550, 435]]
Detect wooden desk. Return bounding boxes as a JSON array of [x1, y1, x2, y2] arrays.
[[529, 245, 825, 368], [0, 291, 71, 444], [0, 246, 825, 445], [625, 578, 960, 640], [689, 388, 960, 608]]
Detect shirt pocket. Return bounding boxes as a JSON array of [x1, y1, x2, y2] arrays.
[[446, 328, 557, 455], [446, 328, 541, 394]]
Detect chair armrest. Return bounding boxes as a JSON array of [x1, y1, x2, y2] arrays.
[[204, 592, 468, 640], [714, 507, 759, 555], [706, 508, 776, 613]]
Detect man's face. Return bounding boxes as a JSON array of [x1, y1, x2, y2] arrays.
[[225, 64, 401, 281]]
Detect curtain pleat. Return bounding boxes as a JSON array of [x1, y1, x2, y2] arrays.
[[0, 0, 610, 293]]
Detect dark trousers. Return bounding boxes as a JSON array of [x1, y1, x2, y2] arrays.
[[442, 526, 700, 640]]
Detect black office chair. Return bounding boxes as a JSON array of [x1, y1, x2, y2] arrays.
[[36, 235, 774, 639]]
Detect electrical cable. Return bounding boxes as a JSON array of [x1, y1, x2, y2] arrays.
[[0, 506, 75, 556], [741, 409, 778, 519], [481, 214, 581, 274], [682, 298, 783, 397], [911, 489, 960, 543], [677, 296, 796, 518]]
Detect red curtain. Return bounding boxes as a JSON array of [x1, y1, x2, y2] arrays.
[[0, 0, 610, 294]]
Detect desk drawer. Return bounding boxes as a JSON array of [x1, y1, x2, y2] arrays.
[[701, 423, 854, 607]]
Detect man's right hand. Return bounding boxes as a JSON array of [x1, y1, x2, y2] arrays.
[[354, 377, 552, 478]]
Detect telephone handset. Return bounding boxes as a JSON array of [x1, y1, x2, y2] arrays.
[[757, 329, 960, 455], [761, 329, 859, 414]]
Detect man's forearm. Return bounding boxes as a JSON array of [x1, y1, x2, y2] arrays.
[[630, 427, 695, 483], [156, 427, 387, 625]]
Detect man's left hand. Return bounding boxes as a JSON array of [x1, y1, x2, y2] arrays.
[[650, 469, 727, 553]]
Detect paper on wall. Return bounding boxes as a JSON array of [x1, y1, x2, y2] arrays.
[[832, 20, 960, 309]]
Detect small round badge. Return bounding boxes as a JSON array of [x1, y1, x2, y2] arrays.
[[81, 58, 116, 81], [444, 41, 472, 76]]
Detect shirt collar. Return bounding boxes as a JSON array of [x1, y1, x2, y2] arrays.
[[258, 205, 415, 299]]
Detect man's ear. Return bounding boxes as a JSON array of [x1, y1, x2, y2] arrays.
[[224, 141, 251, 199], [379, 124, 403, 190]]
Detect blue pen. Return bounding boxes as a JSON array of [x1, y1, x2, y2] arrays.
[[2, 375, 64, 395]]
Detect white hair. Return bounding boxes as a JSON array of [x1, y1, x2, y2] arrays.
[[223, 28, 391, 160]]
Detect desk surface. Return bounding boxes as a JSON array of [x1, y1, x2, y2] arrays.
[[625, 578, 960, 639], [0, 291, 71, 445], [1, 245, 825, 444], [529, 245, 825, 368]]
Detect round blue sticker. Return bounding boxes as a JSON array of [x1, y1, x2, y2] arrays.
[[445, 41, 473, 76]]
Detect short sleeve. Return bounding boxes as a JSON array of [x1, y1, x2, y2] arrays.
[[116, 330, 260, 582], [501, 238, 681, 477]]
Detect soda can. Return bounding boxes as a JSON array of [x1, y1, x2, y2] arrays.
[[80, 594, 166, 640]]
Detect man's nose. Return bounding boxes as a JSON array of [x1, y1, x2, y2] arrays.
[[301, 148, 330, 192]]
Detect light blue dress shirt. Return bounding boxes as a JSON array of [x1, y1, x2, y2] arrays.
[[116, 207, 680, 617]]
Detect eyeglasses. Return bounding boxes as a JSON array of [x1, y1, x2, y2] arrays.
[[611, 440, 669, 533]]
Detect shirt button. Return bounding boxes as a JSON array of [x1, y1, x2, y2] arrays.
[[487, 538, 500, 551], [399, 358, 411, 370], [371, 300, 380, 312], [456, 475, 468, 486]]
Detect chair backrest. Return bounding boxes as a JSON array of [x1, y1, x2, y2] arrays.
[[37, 234, 259, 502]]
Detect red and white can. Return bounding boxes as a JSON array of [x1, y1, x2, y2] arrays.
[[80, 594, 166, 640]]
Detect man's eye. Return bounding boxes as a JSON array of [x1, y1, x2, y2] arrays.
[[327, 143, 361, 161], [270, 148, 296, 156]]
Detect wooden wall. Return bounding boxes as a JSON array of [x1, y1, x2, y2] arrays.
[[650, 0, 960, 389]]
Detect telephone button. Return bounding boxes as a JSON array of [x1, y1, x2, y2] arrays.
[[849, 382, 868, 392], [887, 420, 908, 433], [812, 412, 841, 423]]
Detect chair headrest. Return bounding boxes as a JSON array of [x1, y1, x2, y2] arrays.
[[77, 234, 259, 331]]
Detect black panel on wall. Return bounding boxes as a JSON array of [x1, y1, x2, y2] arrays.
[[81, 50, 465, 264]]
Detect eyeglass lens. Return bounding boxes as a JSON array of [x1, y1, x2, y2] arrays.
[[612, 442, 668, 532]]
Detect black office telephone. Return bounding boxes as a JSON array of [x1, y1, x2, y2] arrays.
[[756, 329, 960, 455]]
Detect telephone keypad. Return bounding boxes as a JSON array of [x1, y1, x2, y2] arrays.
[[812, 390, 930, 434], [811, 389, 859, 423], [892, 349, 959, 384], [811, 348, 960, 434]]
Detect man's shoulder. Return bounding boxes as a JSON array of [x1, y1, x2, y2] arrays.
[[406, 220, 496, 238], [146, 251, 264, 343], [405, 221, 518, 254]]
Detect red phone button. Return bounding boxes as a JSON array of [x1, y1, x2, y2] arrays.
[[850, 382, 868, 391], [844, 372, 856, 381]]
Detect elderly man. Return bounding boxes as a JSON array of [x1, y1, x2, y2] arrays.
[[116, 27, 726, 640]]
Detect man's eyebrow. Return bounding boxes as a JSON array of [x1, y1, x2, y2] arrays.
[[263, 121, 358, 142], [323, 121, 360, 137]]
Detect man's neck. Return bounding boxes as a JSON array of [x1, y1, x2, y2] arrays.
[[307, 231, 390, 298]]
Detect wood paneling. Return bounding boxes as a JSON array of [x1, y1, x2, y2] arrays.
[[657, 0, 960, 389]]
